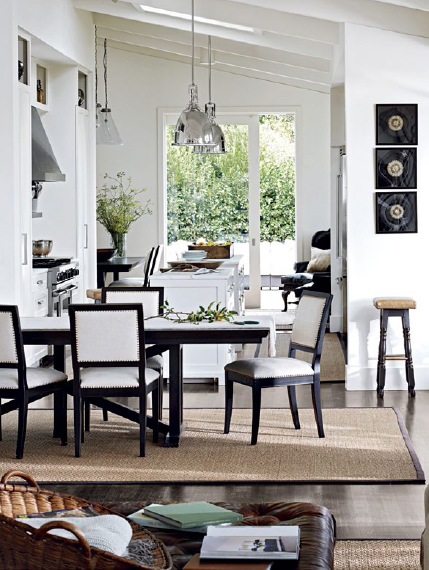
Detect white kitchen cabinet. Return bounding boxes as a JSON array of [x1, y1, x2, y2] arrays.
[[150, 267, 236, 384], [25, 269, 49, 364]]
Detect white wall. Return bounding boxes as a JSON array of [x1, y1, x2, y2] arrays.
[[96, 47, 331, 275], [344, 23, 429, 390], [0, 0, 20, 304], [17, 0, 94, 70]]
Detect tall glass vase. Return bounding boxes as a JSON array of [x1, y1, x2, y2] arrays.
[[110, 232, 127, 257]]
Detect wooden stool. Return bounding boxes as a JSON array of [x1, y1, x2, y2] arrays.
[[373, 297, 416, 398]]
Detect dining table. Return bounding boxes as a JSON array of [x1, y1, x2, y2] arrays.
[[21, 316, 273, 447], [96, 256, 145, 288]]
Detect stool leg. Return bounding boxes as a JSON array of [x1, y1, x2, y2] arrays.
[[402, 310, 416, 398], [281, 289, 290, 312], [377, 310, 389, 398]]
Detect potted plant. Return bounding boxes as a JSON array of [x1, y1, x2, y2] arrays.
[[96, 172, 152, 257]]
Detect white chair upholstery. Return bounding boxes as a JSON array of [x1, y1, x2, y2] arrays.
[[0, 311, 18, 364], [80, 367, 159, 388], [0, 367, 67, 389], [103, 290, 160, 318], [291, 294, 327, 348], [75, 310, 140, 362], [225, 357, 313, 379], [147, 355, 163, 371]]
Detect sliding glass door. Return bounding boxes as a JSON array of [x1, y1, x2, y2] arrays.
[[164, 113, 295, 309]]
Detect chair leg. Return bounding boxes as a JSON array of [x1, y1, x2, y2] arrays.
[[60, 389, 67, 446], [74, 395, 82, 457], [311, 380, 325, 438], [287, 386, 300, 430], [103, 408, 108, 422], [224, 373, 233, 434], [158, 366, 163, 421], [152, 384, 160, 444], [16, 397, 29, 460], [84, 401, 91, 432], [139, 395, 147, 457], [53, 391, 61, 438], [251, 385, 262, 445]]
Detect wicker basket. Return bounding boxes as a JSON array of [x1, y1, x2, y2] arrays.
[[0, 470, 172, 570]]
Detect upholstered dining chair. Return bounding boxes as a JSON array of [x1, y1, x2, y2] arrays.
[[69, 303, 160, 457], [88, 286, 167, 426], [224, 290, 332, 444], [0, 305, 68, 459]]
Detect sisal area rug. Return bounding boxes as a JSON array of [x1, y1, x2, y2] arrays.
[[334, 540, 420, 569], [259, 331, 345, 382], [0, 407, 423, 484]]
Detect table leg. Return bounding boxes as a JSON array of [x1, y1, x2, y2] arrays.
[[97, 269, 105, 288], [165, 344, 184, 447], [113, 271, 120, 282], [53, 345, 66, 438]]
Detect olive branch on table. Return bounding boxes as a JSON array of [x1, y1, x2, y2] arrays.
[[145, 300, 237, 324]]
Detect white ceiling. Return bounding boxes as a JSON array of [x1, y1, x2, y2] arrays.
[[73, 0, 429, 92]]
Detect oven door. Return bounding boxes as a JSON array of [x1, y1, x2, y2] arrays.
[[52, 284, 78, 317]]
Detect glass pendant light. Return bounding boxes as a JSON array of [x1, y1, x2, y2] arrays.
[[172, 0, 215, 147], [97, 38, 123, 145], [194, 36, 227, 155]]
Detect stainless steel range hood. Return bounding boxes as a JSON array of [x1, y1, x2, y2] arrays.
[[31, 106, 65, 182]]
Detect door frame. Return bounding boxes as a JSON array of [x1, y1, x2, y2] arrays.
[[158, 106, 300, 309]]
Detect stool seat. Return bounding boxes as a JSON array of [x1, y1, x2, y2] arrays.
[[86, 289, 101, 301], [373, 297, 416, 310]]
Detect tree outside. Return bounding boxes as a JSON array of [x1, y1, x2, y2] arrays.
[[166, 114, 296, 277]]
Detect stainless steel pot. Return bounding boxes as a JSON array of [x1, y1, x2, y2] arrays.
[[32, 240, 53, 257]]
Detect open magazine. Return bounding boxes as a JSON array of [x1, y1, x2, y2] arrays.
[[201, 526, 300, 560]]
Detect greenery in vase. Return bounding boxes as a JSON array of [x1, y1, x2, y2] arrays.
[[156, 300, 237, 324], [96, 172, 153, 239]]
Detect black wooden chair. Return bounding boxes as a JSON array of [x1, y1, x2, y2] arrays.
[[0, 305, 68, 459], [69, 303, 160, 457], [110, 245, 163, 288], [224, 290, 332, 444]]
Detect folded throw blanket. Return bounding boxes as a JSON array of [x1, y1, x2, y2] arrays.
[[19, 514, 133, 557]]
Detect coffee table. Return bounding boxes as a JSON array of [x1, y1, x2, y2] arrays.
[[107, 501, 336, 570]]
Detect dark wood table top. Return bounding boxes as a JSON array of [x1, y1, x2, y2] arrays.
[[97, 257, 144, 271]]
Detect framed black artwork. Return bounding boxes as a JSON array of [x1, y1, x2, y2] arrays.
[[376, 192, 417, 234], [375, 148, 417, 189], [376, 104, 418, 145]]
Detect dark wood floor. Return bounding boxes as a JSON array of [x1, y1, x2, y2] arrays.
[[45, 379, 428, 540]]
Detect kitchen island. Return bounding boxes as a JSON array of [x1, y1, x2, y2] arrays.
[[150, 266, 239, 384]]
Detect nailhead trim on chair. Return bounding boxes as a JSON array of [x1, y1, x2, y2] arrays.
[[0, 311, 18, 364]]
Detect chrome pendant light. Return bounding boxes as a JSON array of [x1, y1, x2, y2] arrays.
[[194, 36, 227, 155], [172, 0, 215, 147], [97, 37, 123, 145]]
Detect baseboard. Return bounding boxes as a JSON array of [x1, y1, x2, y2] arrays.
[[346, 365, 429, 390]]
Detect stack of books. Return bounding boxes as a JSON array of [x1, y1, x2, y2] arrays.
[[128, 502, 300, 568], [128, 502, 244, 533]]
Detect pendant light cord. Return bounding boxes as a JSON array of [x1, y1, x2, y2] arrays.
[[208, 35, 212, 102], [191, 0, 195, 85], [103, 38, 108, 110], [95, 25, 98, 106]]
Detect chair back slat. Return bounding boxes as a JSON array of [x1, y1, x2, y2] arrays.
[[101, 287, 163, 318], [150, 245, 163, 276], [142, 247, 156, 287], [69, 304, 144, 366]]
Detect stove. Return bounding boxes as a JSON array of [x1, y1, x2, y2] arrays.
[[33, 257, 72, 268], [33, 257, 80, 317]]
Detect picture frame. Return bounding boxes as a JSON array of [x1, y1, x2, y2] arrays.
[[375, 191, 417, 234], [376, 104, 418, 146], [375, 148, 417, 189]]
